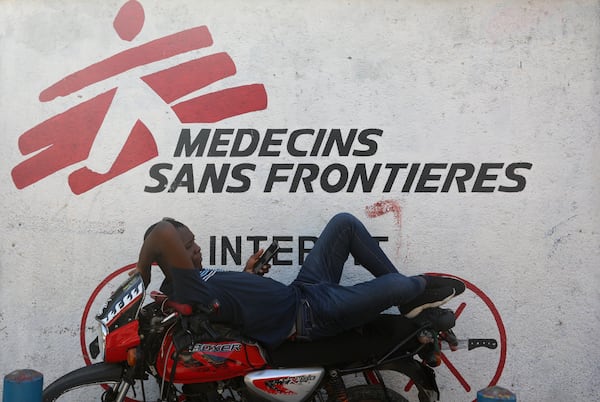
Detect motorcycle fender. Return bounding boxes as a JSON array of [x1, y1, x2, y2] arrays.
[[105, 320, 140, 363], [381, 359, 440, 402]]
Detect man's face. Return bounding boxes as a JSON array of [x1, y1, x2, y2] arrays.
[[177, 226, 203, 269]]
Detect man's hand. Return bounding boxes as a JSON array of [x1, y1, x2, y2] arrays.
[[243, 249, 271, 276]]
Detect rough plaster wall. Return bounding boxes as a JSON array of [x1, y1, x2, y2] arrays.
[[1, 1, 599, 401]]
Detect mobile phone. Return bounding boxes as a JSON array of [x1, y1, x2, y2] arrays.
[[252, 241, 280, 273]]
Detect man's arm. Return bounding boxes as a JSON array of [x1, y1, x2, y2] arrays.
[[136, 221, 194, 286]]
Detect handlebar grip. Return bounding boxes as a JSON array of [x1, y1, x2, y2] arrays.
[[196, 299, 220, 315]]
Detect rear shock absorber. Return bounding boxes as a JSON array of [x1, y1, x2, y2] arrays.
[[325, 370, 348, 402]]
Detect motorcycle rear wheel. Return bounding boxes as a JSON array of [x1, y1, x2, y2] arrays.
[[345, 384, 409, 402], [42, 363, 127, 402]]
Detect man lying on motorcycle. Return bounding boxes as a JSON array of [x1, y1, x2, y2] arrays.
[[136, 212, 465, 349]]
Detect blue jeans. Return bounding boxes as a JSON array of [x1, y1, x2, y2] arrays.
[[291, 212, 425, 340]]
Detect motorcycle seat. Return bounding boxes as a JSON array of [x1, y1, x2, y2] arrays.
[[267, 314, 422, 368]]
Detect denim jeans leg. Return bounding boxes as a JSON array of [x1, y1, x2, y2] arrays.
[[291, 213, 426, 340], [303, 273, 424, 339], [294, 212, 404, 285]]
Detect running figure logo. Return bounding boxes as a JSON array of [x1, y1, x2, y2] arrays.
[[11, 0, 268, 195]]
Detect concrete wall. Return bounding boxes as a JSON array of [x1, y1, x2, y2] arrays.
[[1, 1, 598, 400]]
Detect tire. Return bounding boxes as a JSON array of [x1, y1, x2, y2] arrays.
[[346, 384, 409, 402], [42, 363, 125, 402]]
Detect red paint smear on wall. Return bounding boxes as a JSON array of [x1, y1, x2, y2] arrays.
[[365, 200, 402, 226]]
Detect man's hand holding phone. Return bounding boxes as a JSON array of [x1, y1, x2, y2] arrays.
[[243, 241, 280, 275]]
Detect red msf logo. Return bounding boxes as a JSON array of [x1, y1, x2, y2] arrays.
[[11, 0, 267, 195]]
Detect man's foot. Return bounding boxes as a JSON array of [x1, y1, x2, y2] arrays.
[[400, 287, 455, 319], [422, 275, 466, 296]]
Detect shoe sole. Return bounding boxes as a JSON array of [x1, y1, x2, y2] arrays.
[[404, 289, 455, 319]]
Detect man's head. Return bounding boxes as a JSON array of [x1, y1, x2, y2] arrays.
[[145, 218, 203, 269]]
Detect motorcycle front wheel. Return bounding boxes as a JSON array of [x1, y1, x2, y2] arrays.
[[345, 385, 409, 402], [42, 363, 128, 402]]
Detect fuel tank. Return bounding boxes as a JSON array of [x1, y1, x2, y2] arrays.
[[156, 331, 269, 383]]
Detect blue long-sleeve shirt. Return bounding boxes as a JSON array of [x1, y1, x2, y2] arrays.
[[169, 267, 299, 348]]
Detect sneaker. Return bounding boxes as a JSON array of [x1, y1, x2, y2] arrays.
[[411, 307, 456, 331], [422, 275, 466, 296], [400, 287, 455, 319]]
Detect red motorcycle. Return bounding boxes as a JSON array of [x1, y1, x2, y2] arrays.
[[43, 273, 496, 402]]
